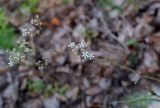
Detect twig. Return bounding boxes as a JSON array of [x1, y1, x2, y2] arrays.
[[98, 12, 128, 51], [83, 93, 88, 108], [142, 75, 160, 83], [103, 92, 108, 108], [116, 63, 160, 83]]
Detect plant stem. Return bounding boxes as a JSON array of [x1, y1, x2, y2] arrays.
[[114, 95, 160, 104], [99, 57, 160, 83]]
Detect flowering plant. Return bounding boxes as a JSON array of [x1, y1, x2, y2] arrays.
[[68, 40, 95, 62], [7, 15, 47, 70]]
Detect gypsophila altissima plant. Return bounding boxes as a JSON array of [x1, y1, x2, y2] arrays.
[[68, 40, 95, 62], [7, 15, 48, 70]]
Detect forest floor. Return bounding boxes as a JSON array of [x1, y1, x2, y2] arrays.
[[0, 0, 160, 108]]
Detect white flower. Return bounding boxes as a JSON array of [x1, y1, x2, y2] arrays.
[[88, 52, 95, 60], [21, 28, 28, 37], [35, 58, 48, 70], [81, 51, 95, 61], [7, 39, 32, 67], [68, 42, 76, 49], [68, 40, 95, 62], [31, 15, 41, 26], [8, 61, 14, 67], [21, 27, 35, 37], [82, 51, 90, 60], [78, 40, 88, 49]]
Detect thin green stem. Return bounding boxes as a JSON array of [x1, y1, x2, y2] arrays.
[[114, 95, 160, 104], [142, 75, 160, 83], [99, 57, 160, 83], [118, 63, 160, 82]]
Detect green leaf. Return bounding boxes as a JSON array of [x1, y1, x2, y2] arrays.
[[127, 39, 139, 47], [0, 8, 16, 50], [27, 79, 45, 93], [84, 29, 98, 42], [20, 0, 39, 14], [99, 0, 123, 12]]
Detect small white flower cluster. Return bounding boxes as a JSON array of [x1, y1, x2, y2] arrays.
[[17, 40, 33, 53], [21, 27, 36, 37], [36, 58, 48, 70], [81, 51, 95, 61], [8, 49, 25, 67], [21, 15, 42, 37], [31, 15, 42, 26], [7, 40, 33, 67], [68, 40, 95, 62]]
